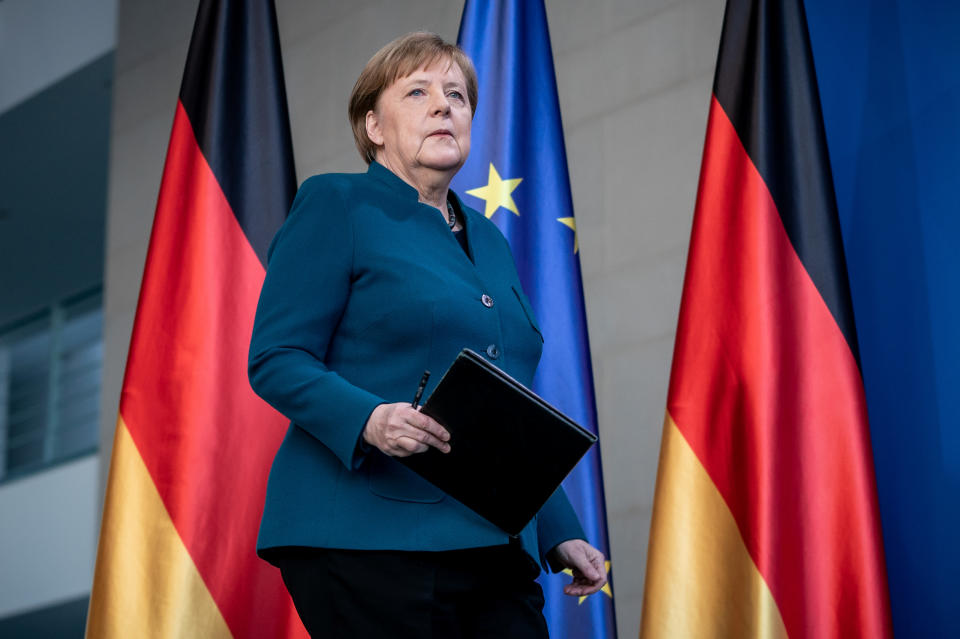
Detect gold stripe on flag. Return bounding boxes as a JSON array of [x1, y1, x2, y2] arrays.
[[640, 414, 788, 639], [86, 418, 233, 638]]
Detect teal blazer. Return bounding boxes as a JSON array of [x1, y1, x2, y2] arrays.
[[249, 162, 584, 570]]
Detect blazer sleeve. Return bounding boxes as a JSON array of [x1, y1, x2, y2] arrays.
[[248, 176, 384, 470], [537, 485, 588, 571]]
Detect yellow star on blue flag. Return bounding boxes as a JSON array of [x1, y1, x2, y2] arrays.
[[558, 217, 579, 253], [466, 163, 523, 219]]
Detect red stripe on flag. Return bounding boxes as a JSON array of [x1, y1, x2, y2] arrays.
[[120, 101, 305, 639], [668, 96, 890, 638]]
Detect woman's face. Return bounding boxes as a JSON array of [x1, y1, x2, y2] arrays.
[[367, 60, 472, 175]]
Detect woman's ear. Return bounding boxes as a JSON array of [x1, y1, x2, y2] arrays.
[[365, 110, 384, 146]]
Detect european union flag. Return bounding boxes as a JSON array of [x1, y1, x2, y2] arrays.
[[454, 2, 617, 637]]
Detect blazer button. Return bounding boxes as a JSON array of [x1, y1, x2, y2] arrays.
[[481, 294, 494, 308], [486, 344, 500, 359]]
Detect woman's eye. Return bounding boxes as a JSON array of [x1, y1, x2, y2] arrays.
[[448, 91, 464, 100], [409, 88, 425, 96]]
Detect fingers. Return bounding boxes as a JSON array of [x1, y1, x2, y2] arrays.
[[363, 403, 451, 457], [587, 547, 605, 581], [556, 540, 607, 598], [395, 410, 449, 454], [563, 564, 607, 596], [409, 409, 451, 444], [563, 581, 604, 596], [570, 565, 603, 588], [390, 436, 429, 456], [575, 546, 602, 581]]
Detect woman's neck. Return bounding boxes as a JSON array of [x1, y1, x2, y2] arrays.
[[376, 155, 452, 214], [415, 183, 449, 211]]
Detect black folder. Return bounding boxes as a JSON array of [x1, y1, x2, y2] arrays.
[[399, 348, 597, 536]]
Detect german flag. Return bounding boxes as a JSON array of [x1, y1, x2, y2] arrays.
[[86, 1, 304, 636], [640, 0, 892, 637]]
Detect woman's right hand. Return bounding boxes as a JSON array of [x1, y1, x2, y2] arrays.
[[362, 403, 451, 457]]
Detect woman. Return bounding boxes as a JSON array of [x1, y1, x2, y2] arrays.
[[249, 32, 606, 638]]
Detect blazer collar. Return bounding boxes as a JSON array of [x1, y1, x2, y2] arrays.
[[367, 161, 420, 200], [367, 162, 480, 264], [366, 161, 470, 213]]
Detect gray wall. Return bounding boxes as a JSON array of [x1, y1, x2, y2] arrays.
[[0, 457, 99, 618], [0, 0, 116, 113], [101, 0, 725, 633]]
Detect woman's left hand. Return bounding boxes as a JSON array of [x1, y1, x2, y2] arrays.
[[553, 539, 607, 597]]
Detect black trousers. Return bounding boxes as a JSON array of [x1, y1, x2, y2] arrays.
[[273, 544, 549, 639]]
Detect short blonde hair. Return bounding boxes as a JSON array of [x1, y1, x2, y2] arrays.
[[348, 32, 478, 164]]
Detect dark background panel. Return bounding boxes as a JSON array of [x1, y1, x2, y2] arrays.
[[0, 596, 88, 639], [0, 53, 112, 328]]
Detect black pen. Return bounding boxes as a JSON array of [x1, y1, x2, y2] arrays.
[[411, 370, 431, 408]]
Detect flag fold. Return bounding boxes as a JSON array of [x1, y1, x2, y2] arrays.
[[86, 1, 302, 637], [640, 1, 892, 637]]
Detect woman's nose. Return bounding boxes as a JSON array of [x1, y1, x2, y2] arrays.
[[431, 93, 451, 116]]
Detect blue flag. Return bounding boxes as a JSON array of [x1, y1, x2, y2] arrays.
[[454, 2, 617, 637]]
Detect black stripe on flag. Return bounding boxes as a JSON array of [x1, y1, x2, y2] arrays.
[[712, 0, 860, 365], [178, 0, 296, 266]]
